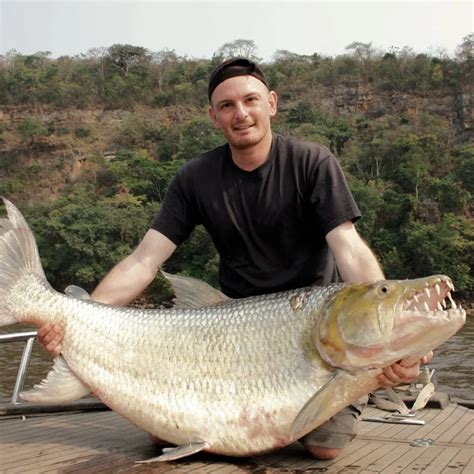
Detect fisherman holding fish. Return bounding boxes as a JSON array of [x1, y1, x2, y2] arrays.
[[38, 58, 433, 460]]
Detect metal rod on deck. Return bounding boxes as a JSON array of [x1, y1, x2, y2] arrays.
[[0, 331, 37, 343], [11, 336, 36, 404], [0, 332, 38, 404]]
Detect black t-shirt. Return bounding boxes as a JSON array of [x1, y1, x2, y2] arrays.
[[152, 134, 361, 298]]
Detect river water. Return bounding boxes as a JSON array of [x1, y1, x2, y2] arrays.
[[0, 314, 472, 401]]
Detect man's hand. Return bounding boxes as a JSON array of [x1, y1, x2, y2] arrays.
[[37, 323, 64, 357], [377, 351, 434, 388]]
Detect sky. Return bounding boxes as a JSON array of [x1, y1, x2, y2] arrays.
[[0, 0, 472, 61]]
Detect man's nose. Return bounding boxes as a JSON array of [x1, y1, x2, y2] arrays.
[[235, 102, 248, 119]]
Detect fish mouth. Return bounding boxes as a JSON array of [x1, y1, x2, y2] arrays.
[[387, 275, 466, 358], [399, 276, 462, 322], [315, 275, 465, 370]]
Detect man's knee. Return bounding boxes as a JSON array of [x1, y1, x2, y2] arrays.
[[305, 444, 341, 460], [299, 402, 366, 459]]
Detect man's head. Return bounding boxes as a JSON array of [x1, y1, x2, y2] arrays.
[[208, 57, 269, 102], [208, 58, 277, 152]]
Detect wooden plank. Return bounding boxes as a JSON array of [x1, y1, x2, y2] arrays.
[[211, 466, 250, 474], [2, 448, 99, 473], [399, 445, 445, 473], [463, 452, 474, 473], [358, 442, 413, 473], [387, 407, 442, 441], [0, 411, 124, 444], [393, 404, 459, 441], [322, 440, 379, 470], [451, 420, 473, 445], [61, 453, 178, 474], [423, 447, 461, 474], [0, 412, 152, 472], [427, 405, 467, 442], [438, 408, 473, 443], [1, 405, 473, 473], [436, 448, 472, 474], [0, 417, 147, 461]]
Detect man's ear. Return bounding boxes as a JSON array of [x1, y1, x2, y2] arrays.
[[268, 91, 278, 117], [208, 105, 221, 129]]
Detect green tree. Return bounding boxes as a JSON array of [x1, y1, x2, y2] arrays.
[[17, 117, 48, 144], [27, 193, 155, 290], [215, 39, 260, 62], [403, 214, 473, 292]]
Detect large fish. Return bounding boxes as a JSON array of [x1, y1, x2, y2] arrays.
[[0, 198, 466, 462]]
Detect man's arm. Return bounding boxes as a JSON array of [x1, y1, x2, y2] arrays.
[[326, 221, 384, 283], [38, 229, 177, 356], [326, 221, 433, 388], [91, 229, 176, 305]]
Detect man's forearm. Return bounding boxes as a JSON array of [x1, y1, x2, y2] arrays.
[[336, 241, 385, 283], [326, 222, 384, 284], [91, 255, 157, 306]]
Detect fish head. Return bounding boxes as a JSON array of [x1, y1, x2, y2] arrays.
[[316, 275, 466, 370]]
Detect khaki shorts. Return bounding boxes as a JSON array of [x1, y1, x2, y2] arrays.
[[299, 396, 368, 450]]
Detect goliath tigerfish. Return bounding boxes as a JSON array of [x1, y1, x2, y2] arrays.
[[0, 198, 466, 462]]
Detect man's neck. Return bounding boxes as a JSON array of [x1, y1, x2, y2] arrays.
[[229, 132, 273, 172]]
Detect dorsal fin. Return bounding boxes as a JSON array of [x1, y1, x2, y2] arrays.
[[161, 271, 230, 309], [64, 285, 91, 300]]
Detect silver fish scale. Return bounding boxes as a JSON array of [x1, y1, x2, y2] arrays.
[[12, 274, 346, 454]]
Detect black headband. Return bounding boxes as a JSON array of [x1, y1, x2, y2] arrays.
[[208, 57, 269, 101]]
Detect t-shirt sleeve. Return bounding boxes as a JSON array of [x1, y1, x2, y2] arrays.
[[151, 169, 199, 245], [309, 153, 361, 236]]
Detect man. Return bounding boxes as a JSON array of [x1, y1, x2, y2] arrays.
[[39, 58, 431, 460]]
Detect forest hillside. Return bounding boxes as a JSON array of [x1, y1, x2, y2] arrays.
[[0, 38, 472, 299]]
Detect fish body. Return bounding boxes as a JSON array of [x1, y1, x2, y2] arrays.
[[0, 199, 466, 460]]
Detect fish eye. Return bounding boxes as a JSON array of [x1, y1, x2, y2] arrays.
[[379, 285, 389, 295]]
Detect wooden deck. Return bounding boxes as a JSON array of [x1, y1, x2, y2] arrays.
[[0, 402, 472, 473]]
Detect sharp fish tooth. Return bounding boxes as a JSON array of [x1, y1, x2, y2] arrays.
[[448, 293, 457, 310], [442, 300, 447, 309], [424, 302, 430, 312], [424, 288, 431, 299], [414, 294, 419, 303], [437, 301, 443, 311], [435, 284, 441, 296]]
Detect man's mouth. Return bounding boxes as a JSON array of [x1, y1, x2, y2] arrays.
[[233, 124, 254, 131]]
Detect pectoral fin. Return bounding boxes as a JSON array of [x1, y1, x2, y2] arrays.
[[137, 442, 209, 463], [20, 356, 90, 403], [290, 372, 341, 441], [290, 369, 378, 441]]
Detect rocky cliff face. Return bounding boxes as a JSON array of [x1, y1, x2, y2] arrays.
[[320, 83, 472, 132]]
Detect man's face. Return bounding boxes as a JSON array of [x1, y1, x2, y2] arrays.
[[209, 75, 278, 151]]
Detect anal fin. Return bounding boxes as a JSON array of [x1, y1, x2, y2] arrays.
[[137, 442, 209, 463], [20, 356, 90, 403]]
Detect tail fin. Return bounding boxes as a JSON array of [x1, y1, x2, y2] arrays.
[[0, 198, 46, 326]]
